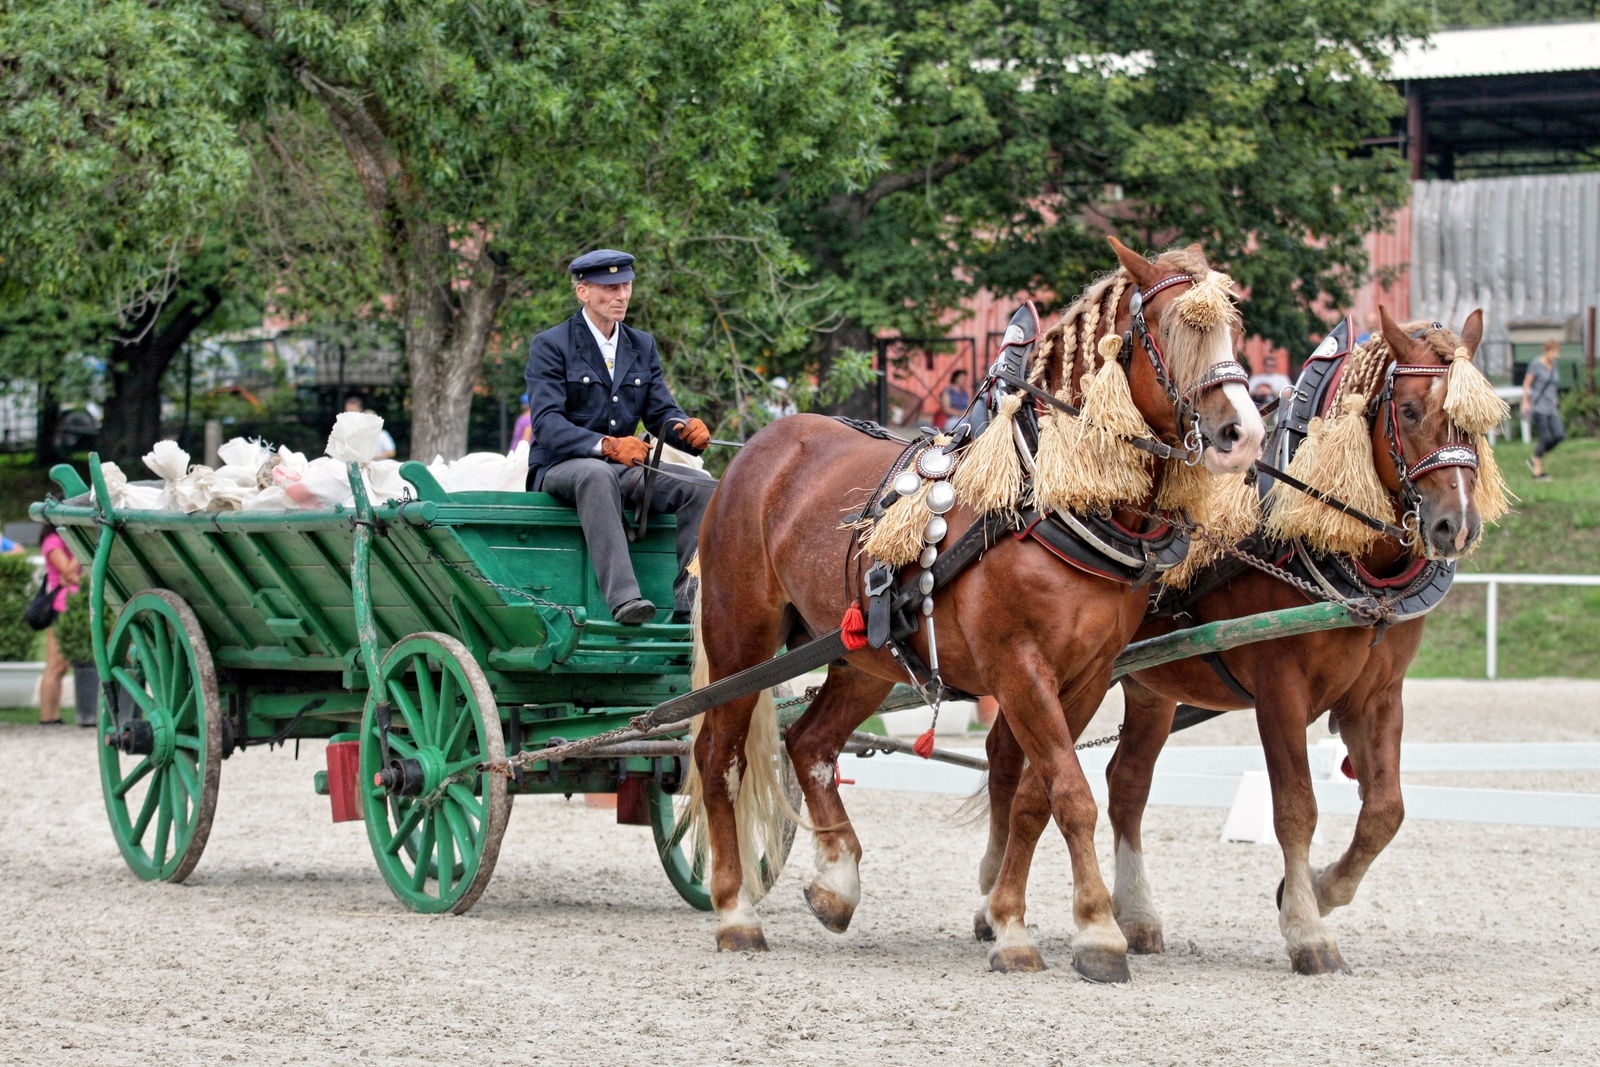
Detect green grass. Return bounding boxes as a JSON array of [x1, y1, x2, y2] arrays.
[[1410, 436, 1600, 678]]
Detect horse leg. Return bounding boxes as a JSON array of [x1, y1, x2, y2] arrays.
[[985, 676, 1129, 983], [1311, 681, 1405, 915], [693, 692, 772, 951], [1105, 679, 1177, 954], [1257, 687, 1350, 975], [783, 663, 893, 933], [973, 709, 1024, 942]]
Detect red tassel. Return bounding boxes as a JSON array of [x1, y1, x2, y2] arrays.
[[912, 729, 936, 760], [1340, 755, 1355, 780], [841, 601, 867, 651]]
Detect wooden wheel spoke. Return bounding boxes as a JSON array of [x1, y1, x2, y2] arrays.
[[126, 622, 157, 684], [385, 732, 420, 760], [169, 679, 196, 731], [113, 758, 154, 799], [130, 769, 164, 844], [444, 783, 484, 823], [384, 804, 425, 856], [385, 681, 425, 739], [174, 733, 202, 751], [158, 622, 181, 710], [442, 799, 477, 856], [111, 667, 158, 718], [439, 706, 474, 762], [437, 814, 455, 894], [413, 655, 438, 743], [168, 768, 189, 841], [171, 754, 201, 803], [152, 774, 173, 866], [441, 754, 481, 777], [410, 816, 436, 890]]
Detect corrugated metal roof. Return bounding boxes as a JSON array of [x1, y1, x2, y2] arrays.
[[1392, 22, 1600, 80]]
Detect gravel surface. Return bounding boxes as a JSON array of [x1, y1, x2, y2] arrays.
[[4, 683, 1600, 1066]]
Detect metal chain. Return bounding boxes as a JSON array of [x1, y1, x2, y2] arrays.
[[426, 549, 583, 627], [1075, 725, 1124, 751], [1121, 504, 1394, 627]]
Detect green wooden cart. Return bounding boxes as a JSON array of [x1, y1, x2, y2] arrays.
[[32, 454, 779, 914], [33, 453, 1373, 916]]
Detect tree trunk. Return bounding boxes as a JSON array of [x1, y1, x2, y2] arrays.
[[815, 321, 879, 420], [400, 228, 509, 462], [32, 375, 61, 470], [98, 289, 222, 467]]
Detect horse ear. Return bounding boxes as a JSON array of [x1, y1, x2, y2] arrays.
[[1459, 309, 1484, 358], [1184, 242, 1210, 274], [1377, 304, 1421, 361], [1108, 236, 1160, 289]]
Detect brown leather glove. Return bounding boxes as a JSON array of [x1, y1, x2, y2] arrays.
[[601, 435, 651, 467], [673, 417, 712, 450]]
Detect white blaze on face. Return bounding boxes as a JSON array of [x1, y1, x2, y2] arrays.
[[1199, 326, 1266, 474]]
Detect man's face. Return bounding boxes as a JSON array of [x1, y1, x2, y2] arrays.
[[345, 399, 362, 414], [576, 280, 632, 325]]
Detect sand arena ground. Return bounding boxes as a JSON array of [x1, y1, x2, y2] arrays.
[[2, 679, 1598, 1065]]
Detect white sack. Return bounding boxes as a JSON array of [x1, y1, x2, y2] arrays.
[[326, 411, 385, 465], [427, 440, 530, 493], [93, 462, 163, 510], [298, 456, 356, 509], [142, 440, 190, 482]]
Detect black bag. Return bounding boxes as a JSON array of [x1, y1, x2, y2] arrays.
[[24, 573, 59, 631]]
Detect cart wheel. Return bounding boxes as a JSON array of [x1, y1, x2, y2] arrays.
[[361, 633, 507, 914], [649, 753, 803, 910], [98, 590, 222, 883]]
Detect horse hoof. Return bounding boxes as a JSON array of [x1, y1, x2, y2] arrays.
[[1072, 947, 1132, 984], [1120, 924, 1164, 954], [973, 908, 995, 942], [1289, 944, 1351, 976], [716, 926, 769, 953], [988, 946, 1047, 973], [803, 883, 854, 934]]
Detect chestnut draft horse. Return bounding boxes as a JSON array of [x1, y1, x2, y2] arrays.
[[980, 307, 1499, 975], [689, 238, 1266, 982]]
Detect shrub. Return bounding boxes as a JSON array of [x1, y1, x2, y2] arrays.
[[1561, 385, 1600, 438], [0, 554, 38, 661], [54, 589, 97, 666]]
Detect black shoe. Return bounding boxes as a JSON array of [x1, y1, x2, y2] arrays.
[[672, 609, 692, 625], [612, 598, 658, 626]]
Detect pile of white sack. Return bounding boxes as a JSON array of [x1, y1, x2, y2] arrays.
[[91, 412, 530, 514]]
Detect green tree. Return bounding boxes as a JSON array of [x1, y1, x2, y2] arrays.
[[784, 0, 1431, 380], [214, 0, 886, 459]]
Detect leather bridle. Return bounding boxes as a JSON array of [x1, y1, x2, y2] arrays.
[[1369, 323, 1480, 539], [1122, 272, 1250, 460]]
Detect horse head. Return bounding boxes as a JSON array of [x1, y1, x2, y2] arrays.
[[1372, 305, 1491, 560], [1109, 238, 1266, 475]]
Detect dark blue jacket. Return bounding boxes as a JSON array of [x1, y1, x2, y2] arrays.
[[524, 311, 697, 490]]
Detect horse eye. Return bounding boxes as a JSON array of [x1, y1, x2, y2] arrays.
[[1400, 403, 1420, 423]]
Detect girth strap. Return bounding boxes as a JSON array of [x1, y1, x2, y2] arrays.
[[1199, 651, 1254, 702]]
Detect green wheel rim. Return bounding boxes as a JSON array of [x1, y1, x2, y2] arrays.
[[98, 590, 221, 882], [361, 633, 507, 914], [649, 781, 712, 911], [648, 754, 802, 910]]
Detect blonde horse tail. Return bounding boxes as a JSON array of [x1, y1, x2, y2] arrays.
[[678, 555, 793, 903]]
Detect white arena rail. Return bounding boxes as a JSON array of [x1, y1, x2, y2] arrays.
[[1451, 573, 1600, 679]]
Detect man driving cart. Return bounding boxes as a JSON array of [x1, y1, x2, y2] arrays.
[[524, 249, 715, 625]]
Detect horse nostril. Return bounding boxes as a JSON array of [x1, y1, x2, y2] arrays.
[[1215, 420, 1240, 451], [1431, 516, 1457, 543]]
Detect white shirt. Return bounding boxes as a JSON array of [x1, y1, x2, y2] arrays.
[[583, 308, 620, 382]]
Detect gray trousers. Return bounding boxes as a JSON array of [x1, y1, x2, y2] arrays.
[[540, 457, 716, 613]]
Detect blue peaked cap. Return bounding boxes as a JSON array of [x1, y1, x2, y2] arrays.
[[569, 249, 635, 284]]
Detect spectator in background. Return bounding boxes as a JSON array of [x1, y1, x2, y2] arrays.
[[510, 393, 534, 455], [38, 523, 80, 726], [1523, 339, 1564, 480], [345, 395, 397, 459], [1356, 309, 1380, 346], [1248, 372, 1292, 408], [0, 536, 24, 555], [938, 369, 971, 430]]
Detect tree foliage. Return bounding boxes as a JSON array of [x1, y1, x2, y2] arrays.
[[785, 0, 1431, 362]]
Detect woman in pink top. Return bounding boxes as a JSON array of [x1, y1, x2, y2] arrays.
[[39, 524, 82, 725]]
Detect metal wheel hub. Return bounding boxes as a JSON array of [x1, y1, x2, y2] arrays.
[[105, 708, 176, 766], [375, 745, 446, 797]]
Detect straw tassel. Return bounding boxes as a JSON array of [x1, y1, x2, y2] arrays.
[[1157, 465, 1261, 589], [951, 393, 1025, 516], [1472, 433, 1512, 525], [1443, 347, 1510, 435], [1172, 272, 1235, 329], [862, 480, 931, 567], [1265, 393, 1396, 556], [1033, 361, 1153, 513]]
